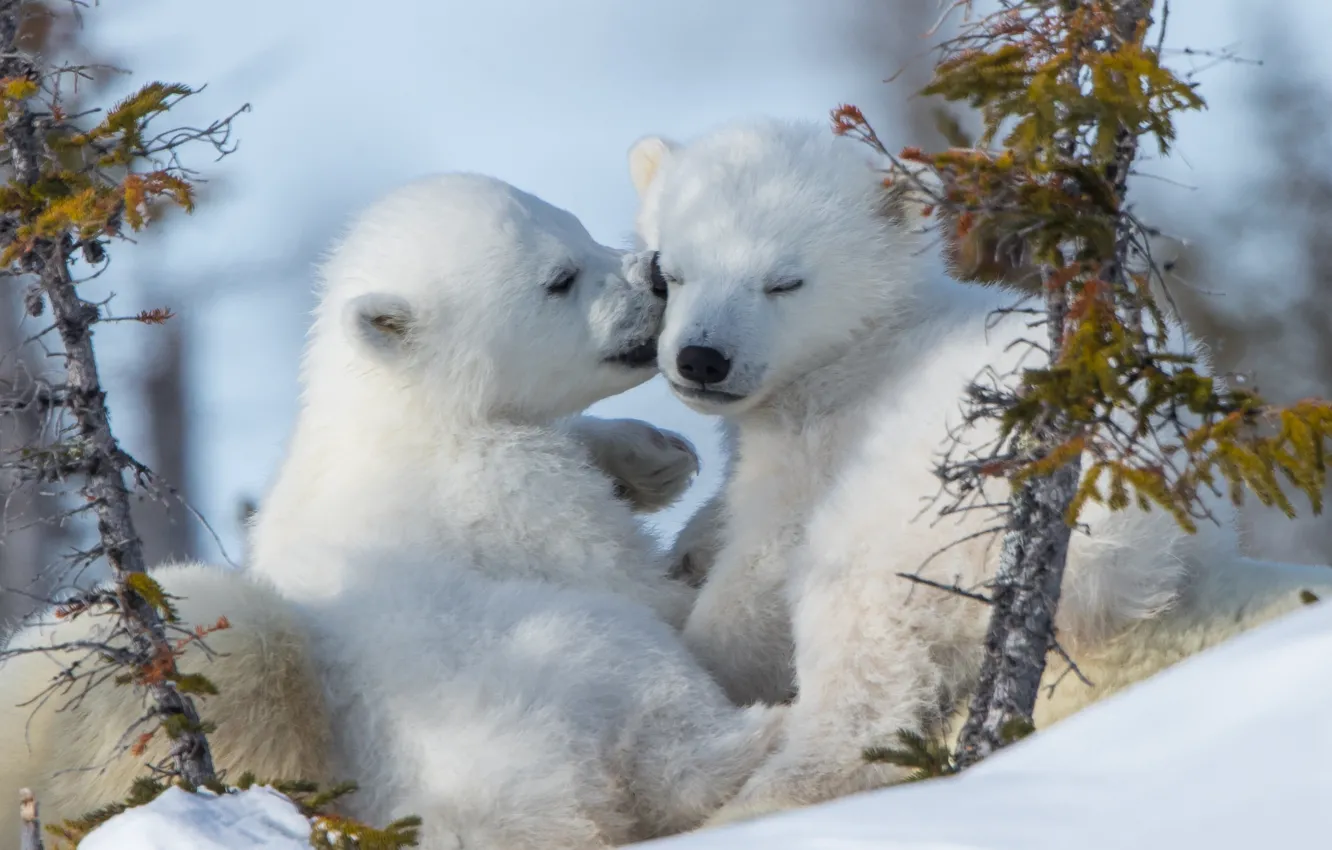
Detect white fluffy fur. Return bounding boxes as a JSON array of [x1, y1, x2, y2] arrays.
[[629, 119, 1332, 822], [0, 563, 332, 842], [664, 422, 735, 588], [244, 173, 783, 847], [0, 417, 701, 838], [573, 415, 700, 514], [0, 173, 783, 848], [0, 418, 701, 843]]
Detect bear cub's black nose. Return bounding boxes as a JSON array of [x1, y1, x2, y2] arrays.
[[676, 346, 731, 384]]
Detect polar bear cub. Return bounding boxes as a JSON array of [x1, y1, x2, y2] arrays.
[[1, 173, 782, 848], [245, 173, 695, 625], [0, 423, 702, 845], [628, 118, 1332, 821], [241, 173, 782, 847]]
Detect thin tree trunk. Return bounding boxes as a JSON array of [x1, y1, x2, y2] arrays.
[[953, 0, 1152, 768], [0, 0, 216, 786], [37, 246, 217, 786], [953, 291, 1084, 767]]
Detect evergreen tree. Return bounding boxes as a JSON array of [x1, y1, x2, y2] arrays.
[[835, 0, 1331, 769], [0, 4, 419, 845], [0, 0, 248, 788]]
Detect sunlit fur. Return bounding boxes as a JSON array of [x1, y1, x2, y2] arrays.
[[0, 563, 332, 843], [630, 119, 1332, 824], [247, 173, 782, 847]]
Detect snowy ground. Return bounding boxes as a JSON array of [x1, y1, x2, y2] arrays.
[[641, 599, 1332, 850], [79, 600, 1332, 849], [79, 786, 310, 850]]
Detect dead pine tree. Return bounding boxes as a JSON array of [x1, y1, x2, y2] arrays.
[[0, 0, 248, 789], [836, 0, 1331, 772]]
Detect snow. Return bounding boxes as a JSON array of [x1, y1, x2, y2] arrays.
[[79, 786, 311, 850], [637, 600, 1332, 850], [77, 602, 1332, 849]]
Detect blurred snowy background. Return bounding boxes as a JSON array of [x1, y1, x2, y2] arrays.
[[2, 0, 1330, 626]]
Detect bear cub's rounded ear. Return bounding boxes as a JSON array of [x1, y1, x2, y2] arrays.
[[628, 136, 679, 198], [343, 292, 415, 358]]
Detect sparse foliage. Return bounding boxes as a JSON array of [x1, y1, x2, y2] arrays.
[[0, 8, 419, 846], [837, 0, 1331, 770], [864, 729, 957, 783], [0, 0, 248, 792], [1161, 27, 1332, 564], [0, 1, 86, 638]]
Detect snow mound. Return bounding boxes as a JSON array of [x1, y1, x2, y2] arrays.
[[79, 786, 311, 850], [637, 600, 1332, 850], [74, 602, 1332, 849]]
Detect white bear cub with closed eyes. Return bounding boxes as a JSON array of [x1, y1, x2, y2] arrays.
[[242, 173, 784, 849], [629, 118, 1332, 823]]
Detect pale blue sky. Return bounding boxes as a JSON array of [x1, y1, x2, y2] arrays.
[[74, 0, 1332, 561]]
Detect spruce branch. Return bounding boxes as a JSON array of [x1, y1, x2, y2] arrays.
[[836, 0, 1330, 770], [0, 0, 246, 789]]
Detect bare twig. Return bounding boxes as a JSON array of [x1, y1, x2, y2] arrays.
[[896, 572, 994, 605]]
